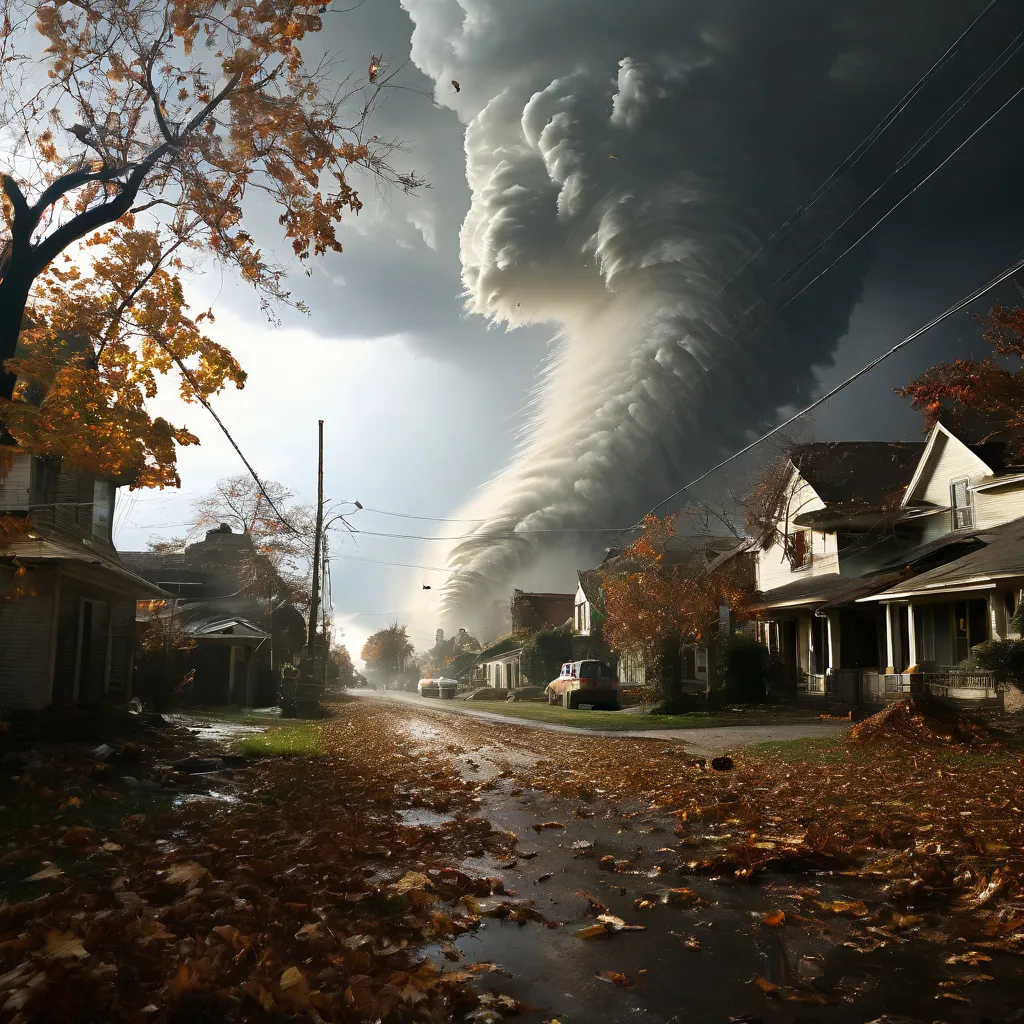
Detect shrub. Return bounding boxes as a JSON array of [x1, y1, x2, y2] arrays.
[[970, 639, 1024, 685], [717, 633, 769, 703]]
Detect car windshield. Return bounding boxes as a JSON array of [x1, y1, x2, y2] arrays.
[[578, 662, 610, 680]]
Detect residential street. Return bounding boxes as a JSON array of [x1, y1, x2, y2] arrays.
[[3, 696, 1024, 1022], [352, 689, 851, 755]]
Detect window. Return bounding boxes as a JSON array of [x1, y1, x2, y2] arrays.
[[787, 529, 811, 570], [92, 479, 113, 540], [950, 478, 974, 530]]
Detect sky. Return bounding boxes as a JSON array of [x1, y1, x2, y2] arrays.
[[113, 0, 1024, 662]]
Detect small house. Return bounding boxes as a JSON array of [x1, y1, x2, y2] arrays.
[[1, 452, 165, 709]]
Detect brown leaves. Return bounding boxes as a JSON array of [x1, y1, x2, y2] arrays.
[[532, 821, 565, 832], [576, 913, 646, 938], [43, 931, 88, 961]]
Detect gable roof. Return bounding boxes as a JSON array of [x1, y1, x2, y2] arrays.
[[789, 442, 925, 510], [901, 422, 1004, 507]]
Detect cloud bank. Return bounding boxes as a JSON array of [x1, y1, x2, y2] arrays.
[[400, 0, 1000, 634]]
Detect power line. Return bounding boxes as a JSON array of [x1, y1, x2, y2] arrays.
[[359, 506, 488, 523], [695, 0, 1005, 324], [718, 30, 1024, 355], [349, 526, 634, 541], [633, 251, 1024, 529]]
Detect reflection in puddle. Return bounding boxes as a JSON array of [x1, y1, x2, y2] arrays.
[[173, 790, 241, 808], [397, 807, 457, 828]]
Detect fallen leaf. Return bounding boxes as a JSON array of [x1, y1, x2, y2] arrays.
[[576, 924, 611, 939], [165, 862, 207, 886], [532, 821, 565, 831], [596, 970, 631, 987], [762, 910, 785, 927], [61, 826, 94, 848], [24, 864, 64, 883], [280, 966, 306, 992], [816, 898, 869, 917], [44, 931, 88, 961], [101, 842, 122, 852], [946, 951, 993, 966]]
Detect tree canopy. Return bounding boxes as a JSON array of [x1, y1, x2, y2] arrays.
[[0, 0, 421, 485], [601, 514, 751, 669], [360, 623, 414, 681], [898, 302, 1024, 457]]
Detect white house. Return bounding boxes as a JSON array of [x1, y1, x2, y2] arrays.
[[751, 426, 1024, 707]]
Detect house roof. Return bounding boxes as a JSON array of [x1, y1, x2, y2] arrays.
[[790, 442, 925, 510], [577, 568, 603, 607], [186, 616, 269, 643], [5, 532, 168, 599], [476, 633, 522, 660], [864, 516, 1024, 600], [749, 571, 903, 612]]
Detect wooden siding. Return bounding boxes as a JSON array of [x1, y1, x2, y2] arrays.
[[51, 586, 81, 702], [756, 469, 840, 592], [915, 432, 994, 504], [0, 577, 55, 709], [0, 453, 32, 511], [107, 601, 135, 697], [975, 485, 1024, 531]]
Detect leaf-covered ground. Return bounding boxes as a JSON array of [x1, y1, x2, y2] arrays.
[[2, 696, 1024, 1022]]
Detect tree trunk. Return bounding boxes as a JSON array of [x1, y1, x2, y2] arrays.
[[0, 268, 34, 404]]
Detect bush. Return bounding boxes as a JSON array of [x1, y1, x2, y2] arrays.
[[970, 639, 1024, 685], [521, 623, 574, 686], [717, 633, 769, 703]]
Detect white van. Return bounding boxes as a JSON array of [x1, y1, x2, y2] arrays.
[[418, 677, 458, 699]]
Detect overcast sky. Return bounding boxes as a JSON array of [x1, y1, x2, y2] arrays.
[[114, 0, 1024, 661]]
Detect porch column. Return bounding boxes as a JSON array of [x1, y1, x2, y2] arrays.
[[884, 603, 896, 674], [989, 591, 1006, 641], [906, 602, 918, 669], [826, 613, 840, 671]]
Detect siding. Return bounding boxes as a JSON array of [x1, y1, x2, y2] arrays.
[[756, 470, 840, 592], [0, 578, 55, 709], [975, 485, 1024, 531], [51, 587, 82, 702], [0, 453, 32, 511], [107, 601, 135, 697]]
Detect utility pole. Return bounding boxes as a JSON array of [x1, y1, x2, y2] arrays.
[[306, 419, 324, 674]]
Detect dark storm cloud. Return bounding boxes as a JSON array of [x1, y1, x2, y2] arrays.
[[392, 0, 1024, 632]]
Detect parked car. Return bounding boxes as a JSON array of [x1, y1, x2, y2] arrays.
[[545, 660, 621, 710], [418, 677, 458, 699]]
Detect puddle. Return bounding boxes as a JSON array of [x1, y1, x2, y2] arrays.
[[437, 778, 1024, 1023], [397, 807, 457, 828], [166, 714, 264, 744], [402, 720, 443, 744], [172, 790, 242, 808]]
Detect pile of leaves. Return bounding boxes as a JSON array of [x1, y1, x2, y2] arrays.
[[848, 696, 994, 748], [0, 707, 522, 1022]]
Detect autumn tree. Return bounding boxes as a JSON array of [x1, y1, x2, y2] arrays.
[[898, 302, 1024, 456], [360, 623, 414, 687], [601, 514, 752, 709], [0, 1, 421, 495]]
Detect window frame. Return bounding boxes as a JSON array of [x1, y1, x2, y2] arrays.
[[950, 477, 975, 531]]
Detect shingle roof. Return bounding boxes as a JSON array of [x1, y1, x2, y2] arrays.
[[869, 516, 1024, 598], [749, 570, 905, 611], [790, 442, 925, 509]]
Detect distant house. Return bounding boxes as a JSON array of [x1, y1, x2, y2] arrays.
[[510, 589, 574, 635], [1, 452, 165, 709], [121, 524, 306, 707], [475, 634, 524, 690]]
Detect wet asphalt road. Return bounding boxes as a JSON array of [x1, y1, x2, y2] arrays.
[[380, 700, 1024, 1024], [349, 689, 850, 756]]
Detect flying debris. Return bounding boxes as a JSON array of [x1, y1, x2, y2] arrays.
[[368, 54, 382, 84], [422, 584, 432, 590], [451, 80, 461, 93], [609, 154, 617, 159]]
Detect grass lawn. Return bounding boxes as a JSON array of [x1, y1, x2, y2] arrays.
[[446, 700, 737, 730], [233, 721, 329, 757], [745, 735, 852, 764]]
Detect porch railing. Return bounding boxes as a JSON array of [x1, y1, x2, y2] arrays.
[[922, 670, 996, 697]]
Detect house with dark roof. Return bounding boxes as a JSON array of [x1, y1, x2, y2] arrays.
[[121, 525, 306, 707], [751, 425, 1024, 707], [1, 452, 166, 710]]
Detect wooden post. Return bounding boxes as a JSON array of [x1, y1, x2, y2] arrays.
[[884, 603, 896, 674], [307, 419, 324, 665]]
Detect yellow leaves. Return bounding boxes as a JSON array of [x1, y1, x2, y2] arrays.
[[43, 931, 88, 961], [23, 864, 64, 883], [815, 898, 869, 917], [761, 909, 786, 927], [165, 861, 207, 887]]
